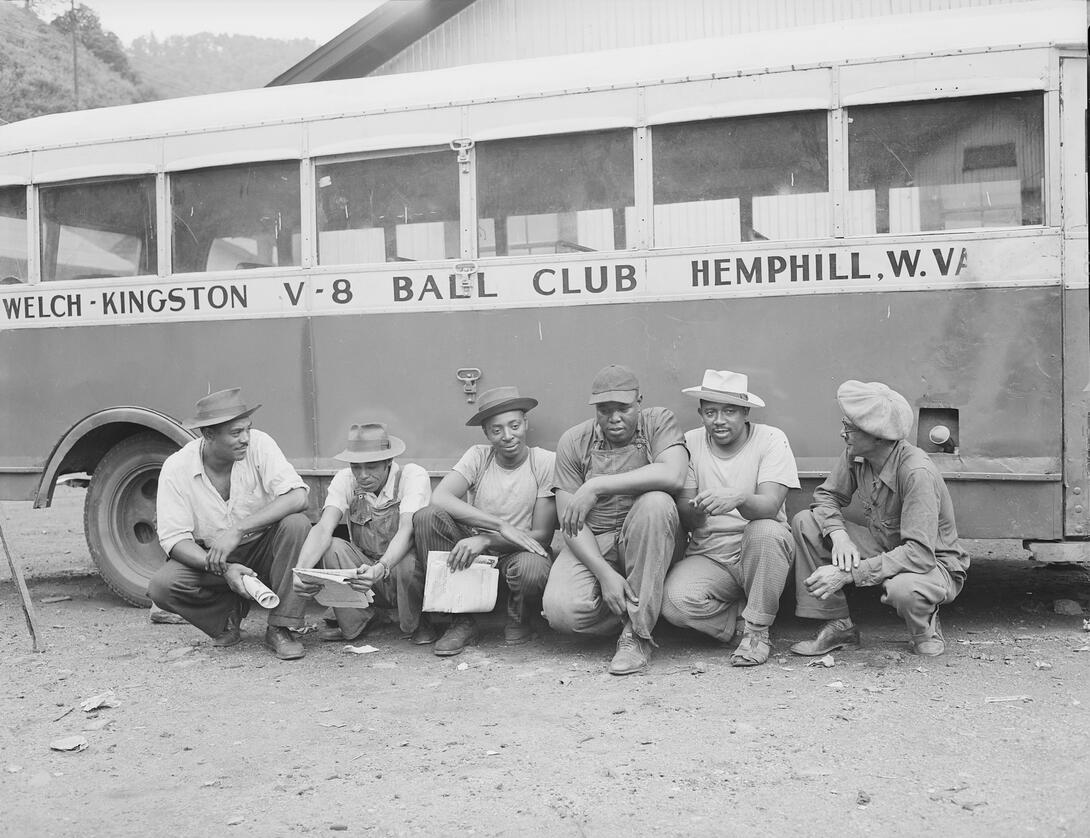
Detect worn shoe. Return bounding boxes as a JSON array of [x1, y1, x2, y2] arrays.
[[212, 605, 242, 648], [319, 626, 346, 642], [731, 628, 771, 667], [322, 610, 376, 643], [434, 615, 479, 657], [910, 612, 945, 657], [149, 603, 187, 625], [608, 623, 651, 675], [789, 620, 861, 656], [409, 616, 439, 645], [264, 626, 305, 660], [504, 619, 534, 645]]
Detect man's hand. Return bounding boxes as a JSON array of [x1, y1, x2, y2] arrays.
[[292, 575, 321, 599], [348, 563, 385, 592], [223, 563, 256, 597], [598, 567, 638, 616], [830, 530, 861, 570], [561, 482, 600, 538], [497, 522, 548, 558], [691, 489, 745, 516], [205, 526, 244, 574], [805, 565, 852, 600], [448, 535, 490, 571]]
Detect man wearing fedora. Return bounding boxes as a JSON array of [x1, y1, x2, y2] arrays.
[[149, 388, 311, 660], [543, 364, 688, 675], [791, 380, 970, 658], [661, 370, 799, 666], [293, 423, 431, 642], [413, 386, 556, 655]]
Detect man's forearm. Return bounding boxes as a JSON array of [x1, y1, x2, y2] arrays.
[[591, 463, 684, 497], [564, 528, 612, 580], [168, 539, 210, 571], [234, 487, 308, 537]]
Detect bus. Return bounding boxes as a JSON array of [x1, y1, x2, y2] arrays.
[[0, 1, 1085, 606]]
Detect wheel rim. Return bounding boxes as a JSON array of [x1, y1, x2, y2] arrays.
[[104, 460, 166, 580]]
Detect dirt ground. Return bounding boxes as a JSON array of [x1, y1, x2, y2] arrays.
[[2, 488, 1090, 837]]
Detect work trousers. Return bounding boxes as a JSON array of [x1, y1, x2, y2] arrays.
[[147, 512, 310, 638], [542, 491, 678, 640], [792, 510, 964, 639], [661, 518, 794, 642], [320, 537, 423, 637], [412, 505, 552, 624]]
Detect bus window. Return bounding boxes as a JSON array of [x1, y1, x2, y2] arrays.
[[38, 177, 156, 282], [652, 112, 830, 246], [847, 93, 1045, 235], [477, 130, 634, 256], [0, 186, 27, 285], [171, 161, 301, 273], [316, 150, 458, 264]]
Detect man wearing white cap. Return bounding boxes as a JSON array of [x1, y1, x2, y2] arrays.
[[413, 386, 556, 655], [791, 381, 970, 657], [292, 423, 431, 642], [150, 388, 311, 660], [543, 364, 688, 675], [661, 370, 799, 666]]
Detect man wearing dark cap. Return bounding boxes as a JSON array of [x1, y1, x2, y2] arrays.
[[413, 386, 556, 655], [149, 388, 311, 660], [791, 380, 970, 657], [292, 423, 431, 643], [543, 365, 688, 675]]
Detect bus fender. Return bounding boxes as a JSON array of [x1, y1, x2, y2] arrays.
[[34, 408, 194, 509]]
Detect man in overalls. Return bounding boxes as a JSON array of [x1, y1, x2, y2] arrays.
[[543, 365, 689, 675], [293, 423, 431, 642], [413, 386, 557, 656]]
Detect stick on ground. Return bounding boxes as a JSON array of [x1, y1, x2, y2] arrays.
[[0, 510, 42, 652]]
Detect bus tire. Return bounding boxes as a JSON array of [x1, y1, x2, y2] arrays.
[[84, 432, 179, 607]]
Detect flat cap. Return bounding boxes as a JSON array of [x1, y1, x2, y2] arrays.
[[837, 380, 913, 440]]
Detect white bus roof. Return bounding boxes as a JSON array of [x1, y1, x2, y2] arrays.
[[0, 0, 1083, 156]]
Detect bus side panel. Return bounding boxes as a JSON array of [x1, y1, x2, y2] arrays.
[[310, 284, 1062, 539], [0, 318, 316, 490], [1064, 283, 1090, 538]]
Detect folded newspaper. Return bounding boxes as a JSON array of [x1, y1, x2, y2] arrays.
[[292, 567, 375, 608], [422, 551, 499, 613]]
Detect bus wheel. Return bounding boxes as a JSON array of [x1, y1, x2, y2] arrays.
[[84, 432, 178, 607]]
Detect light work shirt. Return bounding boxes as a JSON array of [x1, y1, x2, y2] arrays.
[[810, 440, 970, 587], [156, 429, 308, 556], [452, 445, 555, 531], [323, 461, 431, 517]]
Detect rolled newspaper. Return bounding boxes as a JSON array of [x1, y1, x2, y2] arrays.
[[240, 575, 281, 609]]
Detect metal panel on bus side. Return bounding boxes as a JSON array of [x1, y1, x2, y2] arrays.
[[643, 69, 831, 125], [840, 50, 1050, 107], [30, 139, 161, 184], [307, 282, 1063, 539], [308, 108, 463, 158], [162, 124, 305, 172], [0, 153, 29, 187], [465, 89, 638, 142]]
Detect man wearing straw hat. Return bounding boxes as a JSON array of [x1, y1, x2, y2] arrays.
[[292, 423, 431, 642], [790, 380, 970, 658], [661, 370, 799, 667], [543, 364, 688, 675], [149, 388, 311, 660], [413, 386, 556, 655]]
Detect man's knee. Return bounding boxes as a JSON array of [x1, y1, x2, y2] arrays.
[[661, 572, 703, 623], [630, 491, 679, 523], [882, 573, 932, 615], [505, 552, 551, 592], [278, 512, 311, 540], [412, 505, 445, 535], [791, 509, 820, 542], [147, 562, 183, 607], [542, 583, 597, 634]]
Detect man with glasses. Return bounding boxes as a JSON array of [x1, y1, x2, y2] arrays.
[[661, 370, 799, 666], [791, 380, 970, 658]]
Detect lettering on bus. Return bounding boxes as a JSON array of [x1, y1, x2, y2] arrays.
[[690, 247, 968, 287], [391, 273, 497, 303], [531, 264, 637, 296], [1, 284, 249, 322]]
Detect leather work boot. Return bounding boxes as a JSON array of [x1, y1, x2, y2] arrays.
[[409, 615, 438, 645], [434, 615, 479, 657], [910, 612, 946, 657], [608, 623, 651, 675], [789, 619, 861, 656], [318, 626, 346, 642], [149, 603, 186, 625], [264, 626, 305, 660], [212, 604, 242, 648]]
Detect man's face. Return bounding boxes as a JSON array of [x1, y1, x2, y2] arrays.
[[351, 459, 392, 493], [840, 418, 881, 458], [482, 410, 528, 458], [204, 418, 251, 462], [699, 400, 749, 448], [595, 397, 641, 445]]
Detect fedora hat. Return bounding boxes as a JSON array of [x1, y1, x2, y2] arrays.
[[335, 422, 406, 463], [465, 386, 538, 427], [682, 370, 766, 408], [184, 388, 261, 429]]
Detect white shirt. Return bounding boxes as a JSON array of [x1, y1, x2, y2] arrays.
[[683, 423, 800, 561], [323, 461, 431, 517], [452, 445, 555, 531], [156, 429, 308, 556]]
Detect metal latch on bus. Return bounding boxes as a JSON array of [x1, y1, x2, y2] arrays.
[[456, 368, 482, 403], [454, 261, 478, 295], [450, 139, 474, 173]]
